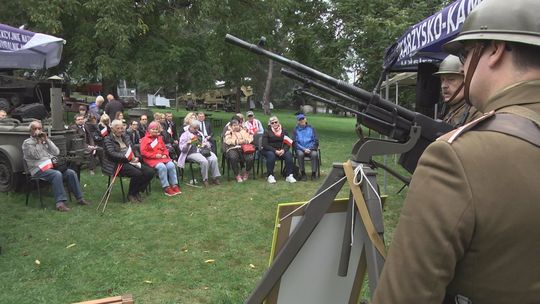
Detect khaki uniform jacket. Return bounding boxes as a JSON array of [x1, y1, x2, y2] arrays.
[[373, 80, 540, 304], [442, 99, 482, 127]]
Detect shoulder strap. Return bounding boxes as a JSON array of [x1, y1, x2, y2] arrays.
[[476, 112, 540, 147]]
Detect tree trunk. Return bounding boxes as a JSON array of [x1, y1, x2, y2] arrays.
[[235, 85, 241, 113], [262, 59, 273, 115], [101, 78, 118, 98]]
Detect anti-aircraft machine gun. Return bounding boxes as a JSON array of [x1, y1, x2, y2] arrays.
[[225, 34, 453, 303]]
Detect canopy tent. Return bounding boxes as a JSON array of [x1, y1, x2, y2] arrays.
[[384, 0, 484, 71], [381, 72, 417, 88], [0, 23, 65, 70]]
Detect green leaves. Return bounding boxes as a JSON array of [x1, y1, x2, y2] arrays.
[[0, 0, 444, 102]]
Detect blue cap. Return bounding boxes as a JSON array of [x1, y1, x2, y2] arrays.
[[296, 113, 306, 120]]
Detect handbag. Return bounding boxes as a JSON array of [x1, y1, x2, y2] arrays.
[[51, 157, 69, 173], [200, 146, 212, 157], [241, 144, 256, 154]]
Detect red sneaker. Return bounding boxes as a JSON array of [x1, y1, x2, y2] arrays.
[[164, 186, 176, 197], [171, 184, 182, 194]]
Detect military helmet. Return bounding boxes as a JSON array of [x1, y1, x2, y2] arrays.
[[433, 55, 463, 75], [444, 0, 540, 54]]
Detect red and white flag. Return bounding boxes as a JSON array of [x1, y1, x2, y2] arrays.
[[150, 138, 158, 149], [125, 146, 134, 161], [283, 135, 293, 146], [39, 159, 53, 172], [100, 127, 108, 137], [167, 126, 173, 136]]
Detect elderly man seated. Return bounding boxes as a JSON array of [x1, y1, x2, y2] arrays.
[[293, 113, 319, 181], [103, 119, 154, 203], [22, 121, 89, 211]]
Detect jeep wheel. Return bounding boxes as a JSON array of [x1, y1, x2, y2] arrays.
[[0, 154, 14, 192]]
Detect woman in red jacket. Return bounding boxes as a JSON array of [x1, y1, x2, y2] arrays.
[[140, 121, 181, 196]]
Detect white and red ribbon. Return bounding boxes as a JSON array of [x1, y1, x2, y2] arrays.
[[39, 159, 53, 172], [125, 146, 134, 161], [100, 127, 108, 137], [283, 135, 293, 146]]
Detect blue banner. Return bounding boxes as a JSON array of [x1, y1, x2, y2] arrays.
[[0, 23, 64, 69], [387, 0, 484, 71], [0, 24, 33, 51]]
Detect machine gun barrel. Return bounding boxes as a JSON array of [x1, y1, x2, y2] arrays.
[[295, 89, 362, 115], [226, 33, 454, 173], [295, 89, 396, 131], [282, 69, 367, 109], [225, 34, 415, 121]]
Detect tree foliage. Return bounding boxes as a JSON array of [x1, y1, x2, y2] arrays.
[[0, 0, 445, 104]]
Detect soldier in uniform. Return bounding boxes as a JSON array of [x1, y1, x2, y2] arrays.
[[373, 0, 540, 303], [434, 55, 481, 127]]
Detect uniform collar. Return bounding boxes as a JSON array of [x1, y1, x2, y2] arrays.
[[483, 80, 540, 113]]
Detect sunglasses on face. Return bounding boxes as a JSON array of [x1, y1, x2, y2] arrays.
[[270, 121, 278, 125]]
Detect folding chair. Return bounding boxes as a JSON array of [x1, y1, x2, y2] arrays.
[[24, 160, 71, 208]]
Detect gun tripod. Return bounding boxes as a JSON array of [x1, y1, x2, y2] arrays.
[[245, 126, 420, 304]]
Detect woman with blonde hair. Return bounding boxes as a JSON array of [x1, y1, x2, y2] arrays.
[[262, 116, 296, 184], [98, 113, 111, 138], [182, 112, 197, 132]]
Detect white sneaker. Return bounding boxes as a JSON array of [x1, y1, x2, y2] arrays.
[[285, 174, 297, 183], [267, 175, 276, 184]]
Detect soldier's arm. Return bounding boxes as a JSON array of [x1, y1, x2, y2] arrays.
[[372, 140, 475, 303]]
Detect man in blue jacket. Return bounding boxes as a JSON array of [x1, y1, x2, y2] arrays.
[[293, 114, 319, 181]]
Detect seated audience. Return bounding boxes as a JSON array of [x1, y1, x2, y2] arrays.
[[140, 121, 181, 196], [293, 114, 319, 181], [85, 114, 104, 169], [78, 105, 89, 121], [244, 111, 264, 135], [126, 120, 141, 145], [115, 111, 126, 126], [155, 112, 177, 159], [178, 120, 221, 187], [103, 119, 155, 203], [197, 112, 216, 153], [182, 112, 197, 132], [98, 113, 111, 139], [138, 114, 149, 138], [262, 116, 296, 184], [165, 112, 179, 144], [69, 113, 98, 175], [22, 121, 89, 211], [223, 119, 254, 182]]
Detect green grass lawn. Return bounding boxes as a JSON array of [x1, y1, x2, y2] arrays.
[[0, 109, 408, 303]]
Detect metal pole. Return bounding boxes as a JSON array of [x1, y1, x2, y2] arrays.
[[383, 75, 389, 194]]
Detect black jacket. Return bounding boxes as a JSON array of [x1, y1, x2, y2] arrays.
[[262, 127, 290, 152], [199, 119, 213, 138], [69, 123, 95, 146], [102, 133, 139, 176], [104, 99, 124, 119], [138, 123, 147, 139], [165, 120, 179, 141], [126, 128, 141, 145]]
